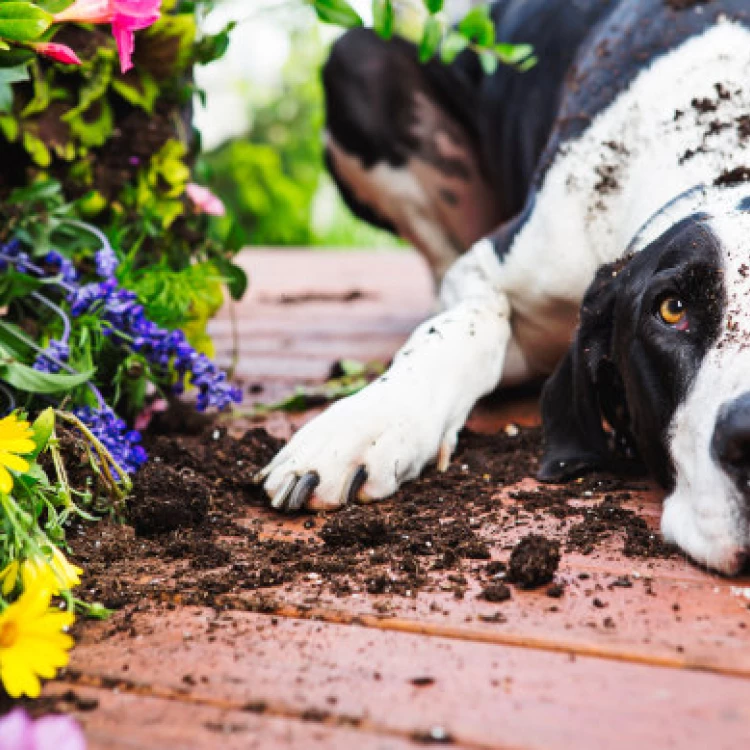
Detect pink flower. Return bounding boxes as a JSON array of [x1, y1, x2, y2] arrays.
[[0, 709, 86, 750], [186, 183, 226, 217], [53, 0, 161, 73], [30, 42, 83, 66]]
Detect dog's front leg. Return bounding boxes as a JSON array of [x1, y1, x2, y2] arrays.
[[258, 241, 518, 512]]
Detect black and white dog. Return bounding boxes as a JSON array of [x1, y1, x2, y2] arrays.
[[259, 0, 750, 575]]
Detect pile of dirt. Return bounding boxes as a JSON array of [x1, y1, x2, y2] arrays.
[[506, 535, 561, 589], [67, 422, 675, 620]]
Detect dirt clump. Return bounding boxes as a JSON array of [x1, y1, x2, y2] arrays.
[[320, 513, 393, 549], [480, 583, 512, 602], [506, 534, 561, 589], [127, 462, 210, 536], [714, 167, 750, 187]]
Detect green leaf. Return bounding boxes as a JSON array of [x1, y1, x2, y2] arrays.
[[22, 130, 50, 166], [458, 6, 494, 47], [0, 3, 53, 42], [313, 0, 363, 28], [0, 344, 94, 393], [0, 62, 29, 112], [418, 14, 442, 63], [0, 113, 18, 140], [29, 407, 55, 458], [33, 1, 73, 12], [440, 31, 468, 64], [112, 70, 159, 113], [479, 49, 498, 76], [194, 21, 235, 66], [372, 0, 394, 40], [0, 64, 27, 84], [494, 42, 534, 66], [7, 177, 61, 204], [424, 0, 443, 13], [0, 47, 34, 68], [214, 256, 248, 301]]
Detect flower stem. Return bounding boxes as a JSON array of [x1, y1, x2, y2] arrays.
[[54, 411, 132, 498]]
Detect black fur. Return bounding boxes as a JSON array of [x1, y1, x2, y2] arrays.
[[540, 216, 725, 487]]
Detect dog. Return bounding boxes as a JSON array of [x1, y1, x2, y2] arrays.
[[258, 0, 750, 575]]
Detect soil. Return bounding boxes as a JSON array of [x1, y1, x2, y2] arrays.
[[714, 167, 750, 187], [506, 535, 561, 590], [665, 0, 714, 10], [64, 422, 675, 621]]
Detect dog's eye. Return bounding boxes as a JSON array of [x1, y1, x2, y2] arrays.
[[658, 296, 687, 327]]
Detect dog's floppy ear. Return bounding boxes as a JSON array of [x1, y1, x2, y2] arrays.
[[538, 260, 629, 482]]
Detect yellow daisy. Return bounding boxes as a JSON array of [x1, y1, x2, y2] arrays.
[[0, 582, 75, 698], [0, 413, 35, 494], [22, 547, 83, 594]]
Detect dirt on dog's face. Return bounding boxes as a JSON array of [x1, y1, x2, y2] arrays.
[[541, 195, 750, 574]]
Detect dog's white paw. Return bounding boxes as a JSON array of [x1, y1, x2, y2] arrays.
[[256, 379, 460, 512]]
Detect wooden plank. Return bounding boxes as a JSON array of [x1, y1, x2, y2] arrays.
[[45, 683, 432, 750], [61, 609, 750, 750]]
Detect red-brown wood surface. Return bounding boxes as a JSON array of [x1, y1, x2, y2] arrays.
[[47, 250, 750, 749]]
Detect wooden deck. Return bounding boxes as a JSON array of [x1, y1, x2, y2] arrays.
[[49, 250, 750, 749]]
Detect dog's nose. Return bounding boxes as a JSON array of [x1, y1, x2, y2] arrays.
[[712, 393, 750, 476]]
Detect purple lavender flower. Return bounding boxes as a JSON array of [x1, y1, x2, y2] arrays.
[[3, 229, 241, 432], [94, 246, 119, 278], [0, 708, 86, 750], [67, 281, 242, 413], [0, 239, 22, 270], [45, 250, 79, 284], [33, 339, 70, 373], [74, 405, 148, 476]]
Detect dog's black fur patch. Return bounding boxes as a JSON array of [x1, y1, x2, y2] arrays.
[[540, 215, 725, 487]]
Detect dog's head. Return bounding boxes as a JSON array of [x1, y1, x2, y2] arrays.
[[540, 186, 750, 575]]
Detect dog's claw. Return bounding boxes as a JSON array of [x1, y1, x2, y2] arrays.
[[285, 471, 320, 513], [343, 465, 368, 504], [270, 473, 297, 510]]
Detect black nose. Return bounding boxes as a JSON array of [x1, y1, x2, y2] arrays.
[[713, 393, 750, 476]]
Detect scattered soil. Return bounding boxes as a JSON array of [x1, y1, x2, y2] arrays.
[[714, 167, 750, 187], [506, 535, 561, 590], [64, 422, 675, 623], [665, 0, 714, 10], [261, 290, 376, 305]]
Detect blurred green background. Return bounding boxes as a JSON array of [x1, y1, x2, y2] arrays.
[[194, 0, 407, 249]]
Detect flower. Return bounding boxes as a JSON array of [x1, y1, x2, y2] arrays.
[[0, 414, 36, 495], [44, 251, 79, 285], [0, 708, 86, 750], [94, 246, 119, 278], [53, 0, 162, 73], [33, 340, 71, 374], [73, 406, 148, 475], [68, 281, 242, 412], [22, 548, 83, 595], [0, 583, 75, 698], [186, 183, 226, 217], [30, 42, 83, 66]]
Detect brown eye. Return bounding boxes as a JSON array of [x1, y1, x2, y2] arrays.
[[659, 296, 686, 326]]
